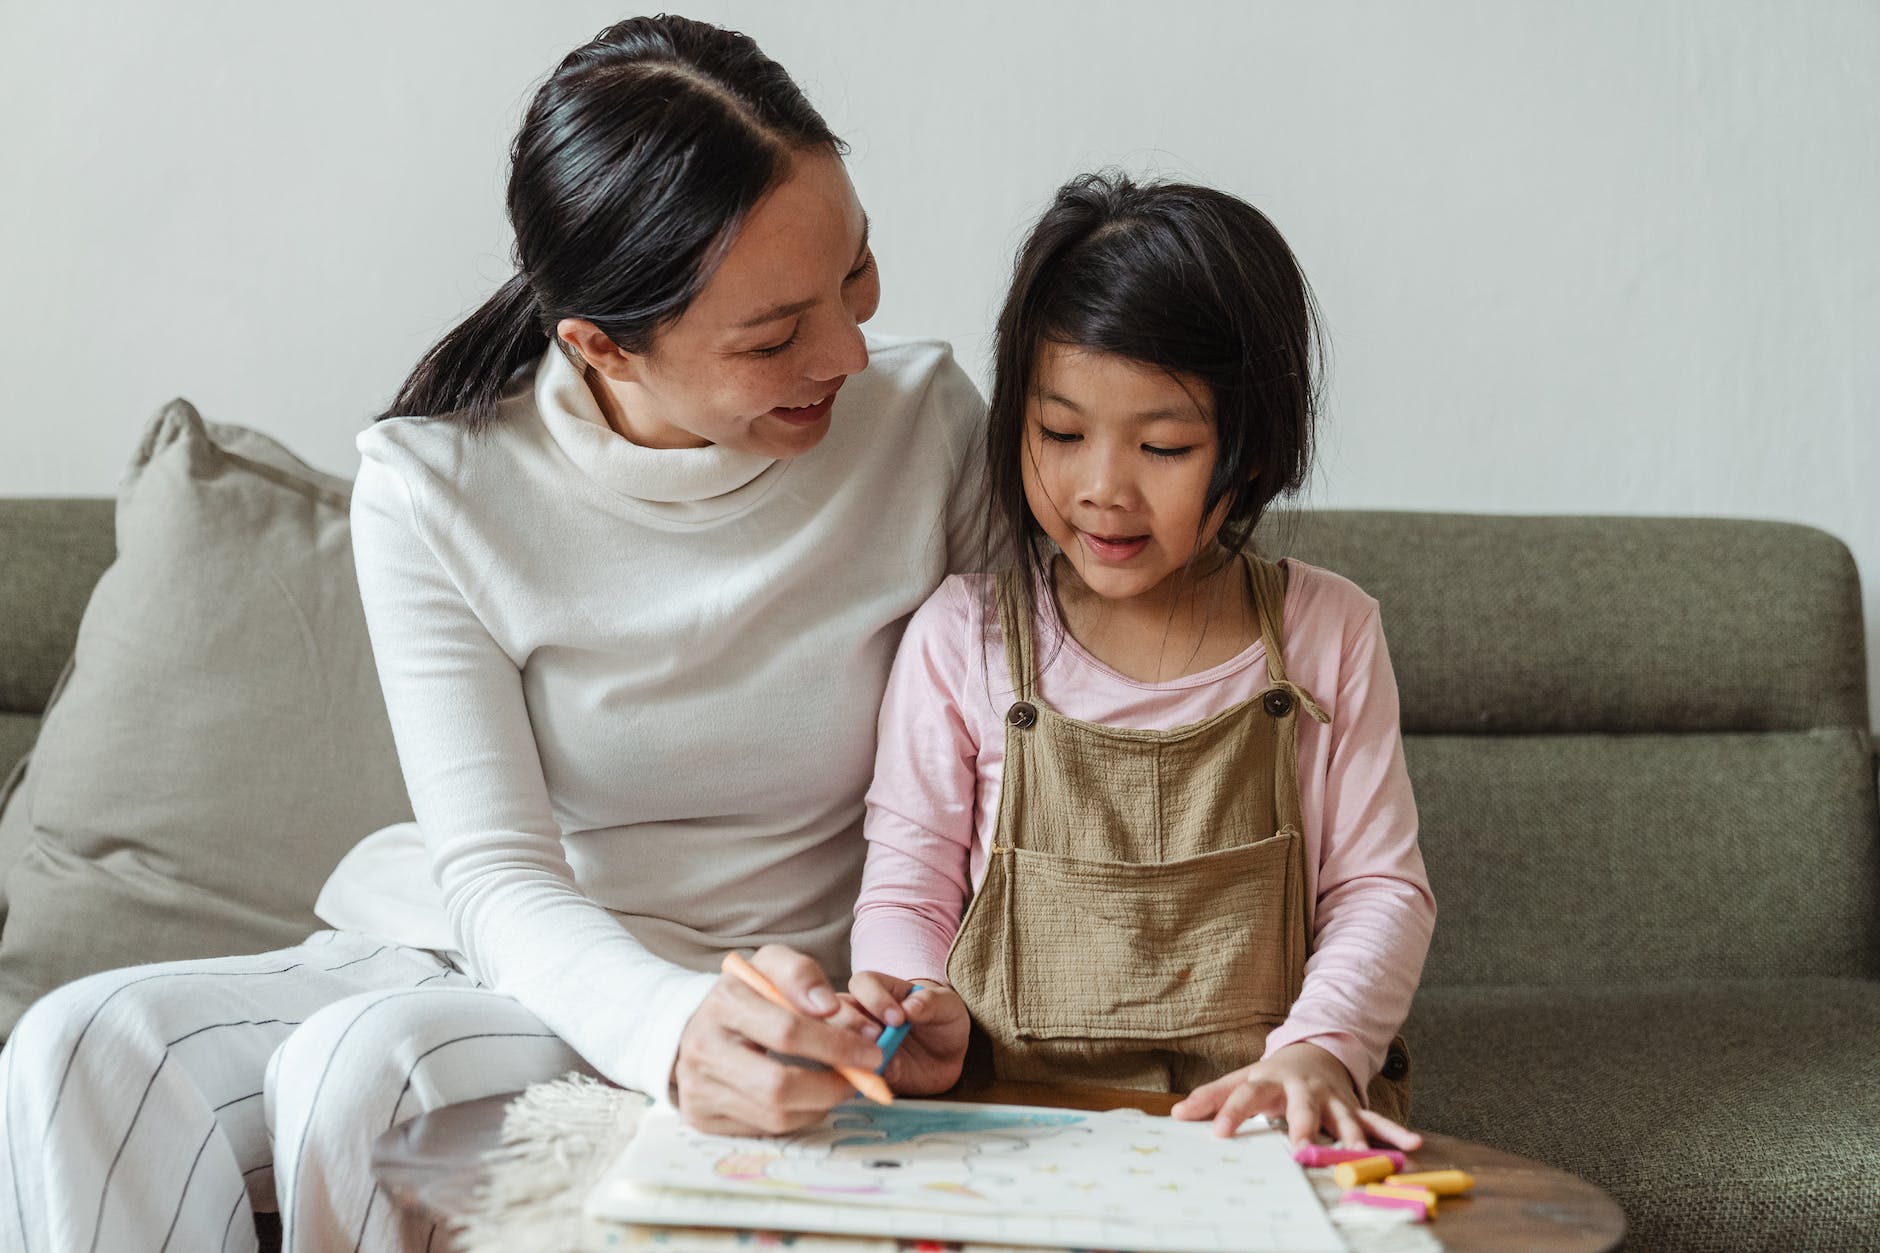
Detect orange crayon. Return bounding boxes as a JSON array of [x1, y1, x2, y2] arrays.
[[1385, 1169, 1474, 1196], [1332, 1155, 1398, 1188], [720, 952, 894, 1105]]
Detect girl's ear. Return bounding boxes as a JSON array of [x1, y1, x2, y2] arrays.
[[556, 317, 643, 383]]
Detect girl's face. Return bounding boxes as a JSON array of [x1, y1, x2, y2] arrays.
[[567, 149, 881, 459], [1021, 343, 1227, 604]]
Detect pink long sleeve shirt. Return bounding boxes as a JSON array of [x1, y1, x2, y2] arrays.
[[851, 560, 1436, 1091]]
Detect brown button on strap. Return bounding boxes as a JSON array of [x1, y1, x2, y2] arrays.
[[1006, 701, 1038, 729], [1259, 680, 1332, 724]]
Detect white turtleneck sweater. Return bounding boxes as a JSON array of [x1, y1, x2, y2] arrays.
[[315, 336, 984, 1101]]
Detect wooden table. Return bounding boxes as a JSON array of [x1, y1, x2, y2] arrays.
[[373, 1081, 1624, 1253]]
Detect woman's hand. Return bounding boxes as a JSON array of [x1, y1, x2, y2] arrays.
[[1170, 1042, 1424, 1150], [847, 971, 971, 1096], [673, 945, 883, 1135]]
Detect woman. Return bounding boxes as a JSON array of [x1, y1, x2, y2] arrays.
[[0, 16, 982, 1252]]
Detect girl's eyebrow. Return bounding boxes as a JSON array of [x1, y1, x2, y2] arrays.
[[1040, 391, 1206, 424], [732, 215, 872, 330]]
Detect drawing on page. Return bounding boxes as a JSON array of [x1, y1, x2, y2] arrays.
[[705, 1104, 1090, 1200]]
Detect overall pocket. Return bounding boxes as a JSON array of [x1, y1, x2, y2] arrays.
[[1004, 831, 1299, 1041]]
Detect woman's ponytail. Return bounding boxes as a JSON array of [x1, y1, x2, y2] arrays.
[[376, 15, 844, 428], [377, 273, 546, 426]]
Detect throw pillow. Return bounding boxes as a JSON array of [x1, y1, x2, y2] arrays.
[[0, 399, 414, 1036]]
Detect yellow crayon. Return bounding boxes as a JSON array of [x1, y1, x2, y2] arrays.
[[1331, 1156, 1397, 1188], [1362, 1184, 1439, 1219], [1385, 1169, 1475, 1196]]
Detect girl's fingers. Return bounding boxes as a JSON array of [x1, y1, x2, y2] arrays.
[[826, 993, 882, 1039], [1327, 1099, 1368, 1150], [1170, 1069, 1243, 1121], [902, 983, 963, 1025], [1357, 1108, 1424, 1151], [1282, 1081, 1321, 1148], [1168, 1089, 1224, 1121], [1211, 1076, 1280, 1137], [847, 971, 913, 1025], [899, 982, 937, 1019]]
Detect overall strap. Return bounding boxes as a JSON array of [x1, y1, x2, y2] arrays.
[[1245, 555, 1330, 725], [994, 569, 1039, 702]]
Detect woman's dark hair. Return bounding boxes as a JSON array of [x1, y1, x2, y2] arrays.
[[379, 15, 845, 425], [982, 170, 1323, 641]]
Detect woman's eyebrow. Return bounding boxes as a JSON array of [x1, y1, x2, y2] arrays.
[[733, 215, 872, 330]]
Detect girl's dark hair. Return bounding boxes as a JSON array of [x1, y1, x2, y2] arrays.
[[982, 170, 1323, 639], [379, 15, 845, 425]]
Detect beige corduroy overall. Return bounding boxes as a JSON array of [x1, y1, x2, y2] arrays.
[[946, 555, 1410, 1120]]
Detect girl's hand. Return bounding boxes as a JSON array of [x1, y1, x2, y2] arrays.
[[847, 971, 971, 1096], [673, 945, 884, 1136], [1170, 1042, 1425, 1151]]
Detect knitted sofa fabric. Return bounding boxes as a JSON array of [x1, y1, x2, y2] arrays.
[[2, 505, 1873, 1250], [1274, 511, 1879, 1249], [1406, 979, 1880, 1253], [0, 499, 114, 777], [1275, 511, 1867, 735], [1404, 731, 1878, 985]]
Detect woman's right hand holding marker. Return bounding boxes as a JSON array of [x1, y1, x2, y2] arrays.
[[847, 971, 972, 1095], [674, 945, 884, 1136]]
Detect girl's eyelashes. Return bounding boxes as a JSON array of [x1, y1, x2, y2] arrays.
[[747, 253, 876, 358], [1038, 427, 1196, 460]]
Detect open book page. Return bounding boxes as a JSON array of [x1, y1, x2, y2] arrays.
[[587, 1099, 1344, 1253]]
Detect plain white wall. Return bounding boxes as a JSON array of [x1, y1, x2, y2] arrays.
[[3, 1, 1876, 722]]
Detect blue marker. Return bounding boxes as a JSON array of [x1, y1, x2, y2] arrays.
[[874, 983, 927, 1073]]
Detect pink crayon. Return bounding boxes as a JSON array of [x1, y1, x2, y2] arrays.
[[1293, 1145, 1408, 1170], [1340, 1189, 1429, 1223]]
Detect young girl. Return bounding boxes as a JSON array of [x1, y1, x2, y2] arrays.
[[847, 172, 1434, 1151]]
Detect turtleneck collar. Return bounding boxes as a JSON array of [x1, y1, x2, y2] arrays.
[[531, 346, 781, 514]]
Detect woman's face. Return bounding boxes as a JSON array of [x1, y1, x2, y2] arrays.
[[571, 150, 880, 459]]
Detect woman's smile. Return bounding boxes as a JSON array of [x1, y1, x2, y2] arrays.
[[767, 380, 844, 426]]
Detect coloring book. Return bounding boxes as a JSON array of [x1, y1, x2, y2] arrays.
[[585, 1099, 1345, 1253]]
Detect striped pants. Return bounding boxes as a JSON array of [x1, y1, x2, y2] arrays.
[[0, 931, 596, 1253]]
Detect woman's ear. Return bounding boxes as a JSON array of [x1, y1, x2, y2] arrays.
[[556, 318, 641, 383]]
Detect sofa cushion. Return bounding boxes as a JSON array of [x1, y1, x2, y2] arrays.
[[1404, 729, 1880, 985], [1276, 511, 1869, 735], [0, 752, 33, 927], [1405, 977, 1880, 1251], [0, 400, 413, 1036], [0, 498, 117, 735], [0, 498, 116, 823]]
